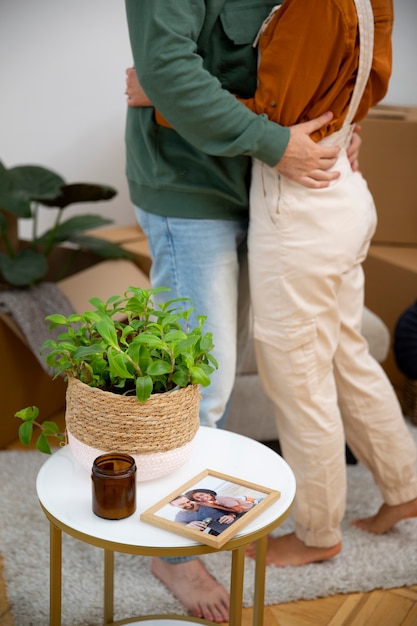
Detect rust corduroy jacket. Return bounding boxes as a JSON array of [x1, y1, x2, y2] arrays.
[[242, 0, 394, 142]]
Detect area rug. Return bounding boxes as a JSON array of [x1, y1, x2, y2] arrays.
[[2, 423, 417, 625]]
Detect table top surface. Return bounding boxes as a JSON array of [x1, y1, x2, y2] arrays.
[[36, 427, 296, 550]]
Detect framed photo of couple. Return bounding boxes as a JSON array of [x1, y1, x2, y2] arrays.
[[140, 469, 281, 548]]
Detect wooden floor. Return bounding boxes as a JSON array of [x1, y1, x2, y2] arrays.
[[2, 435, 417, 626]]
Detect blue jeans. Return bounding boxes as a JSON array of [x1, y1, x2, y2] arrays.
[[135, 207, 250, 429], [136, 208, 250, 563]]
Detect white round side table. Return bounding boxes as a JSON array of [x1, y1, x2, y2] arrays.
[[36, 426, 296, 626]]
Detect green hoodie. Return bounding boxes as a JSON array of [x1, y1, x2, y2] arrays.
[[125, 0, 288, 220]]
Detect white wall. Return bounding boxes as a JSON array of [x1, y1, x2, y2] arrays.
[[382, 0, 417, 107], [1, 0, 133, 237], [1, 0, 416, 237]]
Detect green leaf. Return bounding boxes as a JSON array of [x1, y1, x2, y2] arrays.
[[88, 295, 106, 309], [127, 341, 142, 364], [159, 313, 183, 329], [206, 353, 219, 369], [135, 375, 153, 402], [130, 344, 152, 375], [44, 313, 71, 327], [107, 349, 134, 379], [176, 336, 199, 352], [9, 165, 65, 201], [76, 311, 101, 324], [41, 421, 62, 436], [200, 333, 215, 352], [0, 192, 32, 218], [67, 234, 133, 260], [171, 368, 190, 388], [133, 334, 167, 351], [37, 215, 114, 243], [37, 183, 117, 209], [18, 421, 34, 446], [0, 161, 12, 190], [15, 406, 39, 421], [164, 329, 187, 343], [95, 317, 119, 348], [36, 433, 52, 454], [0, 249, 48, 286], [74, 345, 106, 359], [190, 365, 211, 387], [147, 360, 172, 376]]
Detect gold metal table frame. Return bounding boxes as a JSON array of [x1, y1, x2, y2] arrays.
[[36, 427, 296, 626]]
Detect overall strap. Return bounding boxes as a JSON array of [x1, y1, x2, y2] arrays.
[[344, 0, 375, 126], [253, 4, 281, 47], [320, 0, 375, 147]]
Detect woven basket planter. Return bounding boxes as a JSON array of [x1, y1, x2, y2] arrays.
[[65, 377, 201, 481]]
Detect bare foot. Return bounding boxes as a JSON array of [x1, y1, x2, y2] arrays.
[[151, 557, 229, 623], [352, 497, 417, 534], [246, 532, 342, 567]]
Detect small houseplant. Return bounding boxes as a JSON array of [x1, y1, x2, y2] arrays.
[[0, 160, 130, 288], [15, 286, 218, 479]]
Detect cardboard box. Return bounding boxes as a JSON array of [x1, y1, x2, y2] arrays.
[[88, 223, 147, 244], [89, 223, 152, 276], [0, 311, 67, 448], [363, 245, 417, 388], [59, 259, 151, 313], [360, 105, 417, 245]]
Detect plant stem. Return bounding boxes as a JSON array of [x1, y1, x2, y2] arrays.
[[43, 207, 63, 257], [0, 230, 16, 257], [33, 420, 65, 439], [31, 201, 38, 246]]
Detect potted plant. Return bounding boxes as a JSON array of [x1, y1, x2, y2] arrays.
[[0, 160, 131, 288], [15, 285, 218, 480]]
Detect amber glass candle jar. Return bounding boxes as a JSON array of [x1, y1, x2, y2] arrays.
[[91, 453, 137, 520]]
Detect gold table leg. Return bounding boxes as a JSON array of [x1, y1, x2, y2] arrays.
[[253, 536, 267, 626], [50, 522, 62, 626], [229, 545, 245, 626], [104, 549, 115, 624]]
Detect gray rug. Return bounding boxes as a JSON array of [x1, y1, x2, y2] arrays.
[[2, 423, 417, 625]]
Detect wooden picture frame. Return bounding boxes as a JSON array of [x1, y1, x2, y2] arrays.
[[140, 469, 281, 548]]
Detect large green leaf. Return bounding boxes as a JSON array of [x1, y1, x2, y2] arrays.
[[9, 165, 65, 201], [0, 249, 48, 286], [37, 215, 114, 243], [0, 161, 11, 190], [38, 183, 117, 209], [67, 233, 133, 259], [0, 192, 32, 218]]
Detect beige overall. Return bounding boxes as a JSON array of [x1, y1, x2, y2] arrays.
[[249, 0, 417, 547]]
